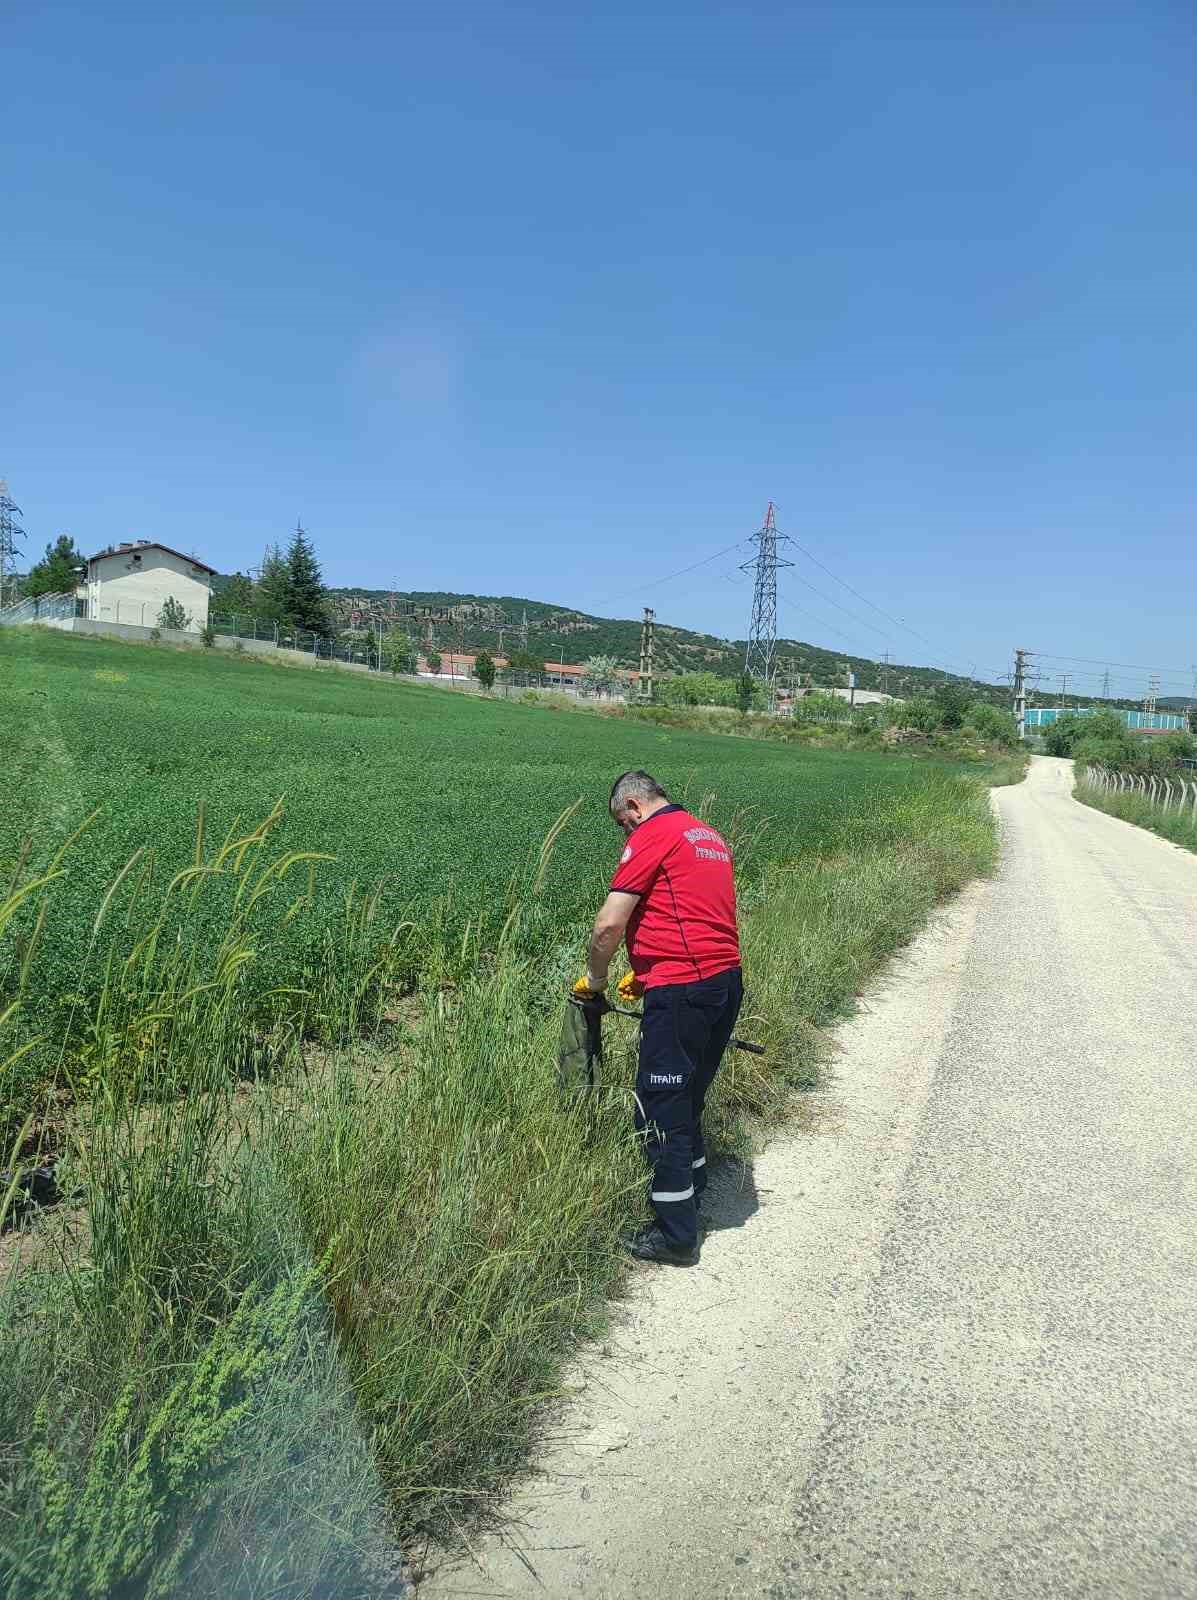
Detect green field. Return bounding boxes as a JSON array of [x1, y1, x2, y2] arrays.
[[0, 626, 1002, 1598], [2, 626, 939, 1086]]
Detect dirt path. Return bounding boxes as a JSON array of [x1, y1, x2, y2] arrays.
[[425, 758, 1197, 1598]]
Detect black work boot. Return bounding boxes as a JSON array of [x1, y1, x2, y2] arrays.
[[620, 1225, 699, 1267]]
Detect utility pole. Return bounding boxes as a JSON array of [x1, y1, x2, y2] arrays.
[[638, 606, 655, 703], [520, 608, 529, 654], [881, 650, 890, 698], [1012, 648, 1032, 741], [1057, 674, 1070, 709], [0, 480, 24, 612], [742, 501, 793, 710]]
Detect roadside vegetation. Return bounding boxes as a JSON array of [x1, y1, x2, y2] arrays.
[[525, 675, 1025, 773], [1044, 709, 1197, 771], [2, 624, 1006, 1597], [1063, 710, 1197, 854], [1073, 776, 1197, 855]]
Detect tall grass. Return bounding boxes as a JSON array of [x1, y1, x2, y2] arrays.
[[0, 769, 999, 1597], [1074, 769, 1197, 854]]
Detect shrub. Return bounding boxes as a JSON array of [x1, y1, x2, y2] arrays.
[[506, 649, 546, 675], [964, 701, 1018, 748], [473, 650, 496, 691], [933, 682, 971, 729], [385, 639, 416, 676], [200, 622, 216, 649], [157, 597, 193, 632], [1154, 730, 1197, 762], [894, 696, 939, 734], [580, 655, 621, 696]]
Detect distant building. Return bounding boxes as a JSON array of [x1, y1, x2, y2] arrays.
[[775, 685, 897, 713], [1023, 707, 1186, 733], [415, 653, 639, 695], [84, 541, 216, 630]]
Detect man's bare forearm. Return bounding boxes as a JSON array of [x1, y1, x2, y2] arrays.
[[586, 922, 624, 988], [584, 891, 636, 988]]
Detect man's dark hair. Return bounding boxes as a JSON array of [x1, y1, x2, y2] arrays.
[[609, 770, 669, 813]]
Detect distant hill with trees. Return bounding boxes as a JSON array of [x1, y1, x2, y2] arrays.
[[210, 576, 1136, 711]]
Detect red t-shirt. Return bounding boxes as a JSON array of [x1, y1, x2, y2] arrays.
[[609, 805, 741, 989]]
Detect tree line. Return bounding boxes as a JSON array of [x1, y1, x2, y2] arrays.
[[1043, 710, 1197, 770], [217, 527, 331, 637]]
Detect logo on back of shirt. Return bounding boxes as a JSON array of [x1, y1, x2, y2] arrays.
[[683, 826, 722, 845], [684, 825, 730, 864]]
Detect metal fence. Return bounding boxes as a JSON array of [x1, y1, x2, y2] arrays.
[[1027, 707, 1186, 732], [1082, 764, 1197, 821], [210, 612, 278, 643], [0, 591, 79, 627], [210, 614, 388, 671]]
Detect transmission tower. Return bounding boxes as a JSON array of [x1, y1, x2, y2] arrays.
[[1144, 674, 1160, 716], [741, 502, 793, 705], [0, 479, 25, 612], [1012, 648, 1034, 740], [638, 607, 655, 703]]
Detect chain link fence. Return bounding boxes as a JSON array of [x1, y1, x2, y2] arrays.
[[210, 614, 391, 670], [0, 591, 81, 627]]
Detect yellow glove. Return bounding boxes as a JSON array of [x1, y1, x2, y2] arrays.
[[572, 974, 607, 1000], [617, 970, 645, 1003]]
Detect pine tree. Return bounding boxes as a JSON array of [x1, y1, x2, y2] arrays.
[[283, 523, 330, 636], [255, 544, 290, 628], [219, 571, 257, 619], [25, 533, 85, 599]]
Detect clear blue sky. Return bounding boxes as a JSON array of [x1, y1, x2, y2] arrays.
[[5, 1, 1196, 699]]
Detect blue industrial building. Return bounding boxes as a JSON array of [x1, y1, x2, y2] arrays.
[[1024, 707, 1186, 732]]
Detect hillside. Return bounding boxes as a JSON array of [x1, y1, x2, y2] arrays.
[[317, 583, 1014, 705], [212, 576, 1140, 711]]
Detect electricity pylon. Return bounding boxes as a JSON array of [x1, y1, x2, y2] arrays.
[[741, 502, 792, 706]]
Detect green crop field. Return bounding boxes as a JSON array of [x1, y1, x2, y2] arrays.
[[2, 626, 936, 1065], [0, 625, 1003, 1599]]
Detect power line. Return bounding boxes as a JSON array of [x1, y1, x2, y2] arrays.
[[776, 594, 862, 649], [781, 524, 945, 655], [592, 540, 749, 608], [789, 570, 900, 646], [1035, 650, 1196, 676], [1037, 662, 1193, 695]]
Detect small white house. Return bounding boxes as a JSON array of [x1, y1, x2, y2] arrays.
[[84, 541, 216, 631]]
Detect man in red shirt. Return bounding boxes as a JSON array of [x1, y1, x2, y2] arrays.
[[573, 770, 743, 1266]]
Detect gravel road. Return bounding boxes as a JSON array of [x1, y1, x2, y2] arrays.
[[424, 758, 1197, 1598]]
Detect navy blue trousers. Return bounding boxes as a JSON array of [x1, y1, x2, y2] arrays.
[[635, 967, 743, 1252]]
